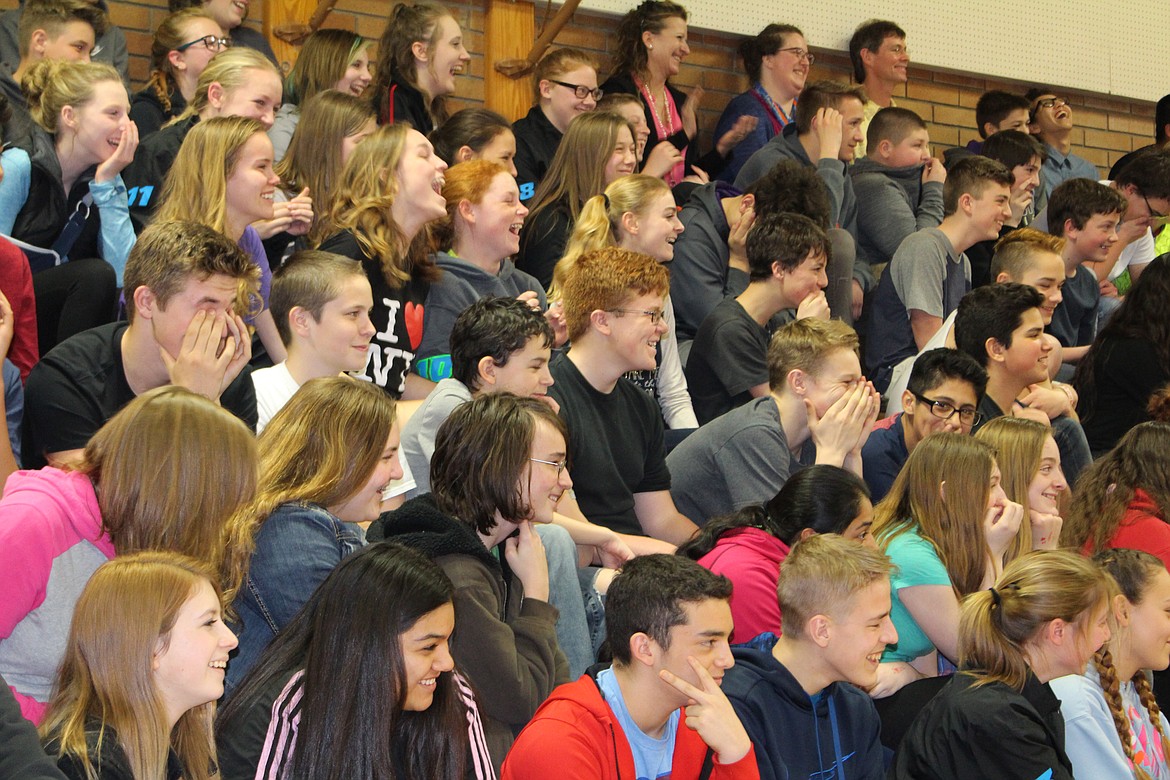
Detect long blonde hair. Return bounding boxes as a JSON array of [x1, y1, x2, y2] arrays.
[[960, 550, 1109, 691], [872, 432, 997, 597], [175, 47, 280, 122], [553, 173, 669, 297], [40, 552, 222, 780], [154, 116, 267, 234], [313, 123, 440, 286], [523, 111, 633, 233], [975, 417, 1053, 560]]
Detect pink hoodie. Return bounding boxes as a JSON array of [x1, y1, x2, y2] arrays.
[[0, 468, 110, 723]]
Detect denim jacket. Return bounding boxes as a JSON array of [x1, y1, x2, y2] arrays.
[[226, 502, 364, 694]]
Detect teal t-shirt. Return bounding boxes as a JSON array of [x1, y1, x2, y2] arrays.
[[882, 526, 952, 663]]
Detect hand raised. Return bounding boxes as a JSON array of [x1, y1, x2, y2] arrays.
[[659, 656, 751, 765]]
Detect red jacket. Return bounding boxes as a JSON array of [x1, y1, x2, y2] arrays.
[[1088, 489, 1170, 572], [501, 673, 759, 780]]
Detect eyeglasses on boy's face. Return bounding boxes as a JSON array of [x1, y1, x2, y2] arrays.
[[608, 308, 665, 326], [910, 390, 982, 427]]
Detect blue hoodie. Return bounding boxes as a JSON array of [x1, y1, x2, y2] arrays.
[[722, 646, 885, 780]]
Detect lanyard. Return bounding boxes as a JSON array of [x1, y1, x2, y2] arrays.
[[750, 83, 794, 136], [634, 75, 685, 186]]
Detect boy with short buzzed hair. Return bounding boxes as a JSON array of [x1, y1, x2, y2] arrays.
[[851, 106, 946, 268], [1040, 178, 1128, 365], [670, 317, 878, 525], [944, 90, 1032, 166], [865, 156, 1013, 392], [252, 249, 376, 433], [723, 533, 894, 780], [4, 0, 105, 107], [0, 0, 126, 88], [685, 211, 832, 425]]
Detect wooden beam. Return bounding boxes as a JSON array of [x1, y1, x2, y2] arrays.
[[483, 0, 535, 122]]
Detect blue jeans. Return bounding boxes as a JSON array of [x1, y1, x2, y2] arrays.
[[535, 524, 605, 678], [1052, 414, 1092, 486]]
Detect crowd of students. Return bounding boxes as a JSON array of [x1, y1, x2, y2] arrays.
[[1, 0, 1170, 778]]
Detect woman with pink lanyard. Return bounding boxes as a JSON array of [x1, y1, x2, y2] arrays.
[[601, 0, 753, 189], [715, 24, 810, 183]]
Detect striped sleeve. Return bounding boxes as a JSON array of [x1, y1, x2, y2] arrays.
[[454, 671, 497, 780], [254, 670, 306, 780]]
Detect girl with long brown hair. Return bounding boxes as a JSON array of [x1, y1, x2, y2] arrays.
[[1052, 549, 1170, 780], [869, 432, 1024, 698], [0, 387, 256, 723], [130, 8, 225, 137]]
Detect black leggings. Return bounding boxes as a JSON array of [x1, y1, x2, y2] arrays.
[[32, 257, 117, 355]]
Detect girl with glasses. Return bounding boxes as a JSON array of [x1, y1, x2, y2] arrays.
[[715, 23, 810, 184], [512, 48, 599, 201], [372, 392, 570, 772], [131, 9, 225, 138]]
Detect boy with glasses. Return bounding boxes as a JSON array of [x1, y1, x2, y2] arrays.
[[861, 347, 986, 501], [1025, 86, 1099, 199], [550, 247, 698, 548], [668, 317, 878, 525], [685, 211, 832, 425]]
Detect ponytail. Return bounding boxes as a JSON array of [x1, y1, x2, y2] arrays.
[[960, 550, 1109, 692]]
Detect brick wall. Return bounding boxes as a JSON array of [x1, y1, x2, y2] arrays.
[[8, 0, 1154, 173]]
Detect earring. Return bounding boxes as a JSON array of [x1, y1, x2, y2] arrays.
[[647, 44, 653, 49]]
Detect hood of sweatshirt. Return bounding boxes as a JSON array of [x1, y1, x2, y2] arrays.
[[2, 468, 112, 556], [724, 646, 880, 779]]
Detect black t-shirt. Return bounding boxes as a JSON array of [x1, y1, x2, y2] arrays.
[[319, 231, 430, 397], [685, 297, 768, 425], [22, 322, 256, 468], [549, 351, 671, 537]]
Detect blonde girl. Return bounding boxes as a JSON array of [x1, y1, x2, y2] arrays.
[[892, 550, 1111, 779], [975, 416, 1067, 559], [154, 116, 292, 363], [40, 552, 237, 780]]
